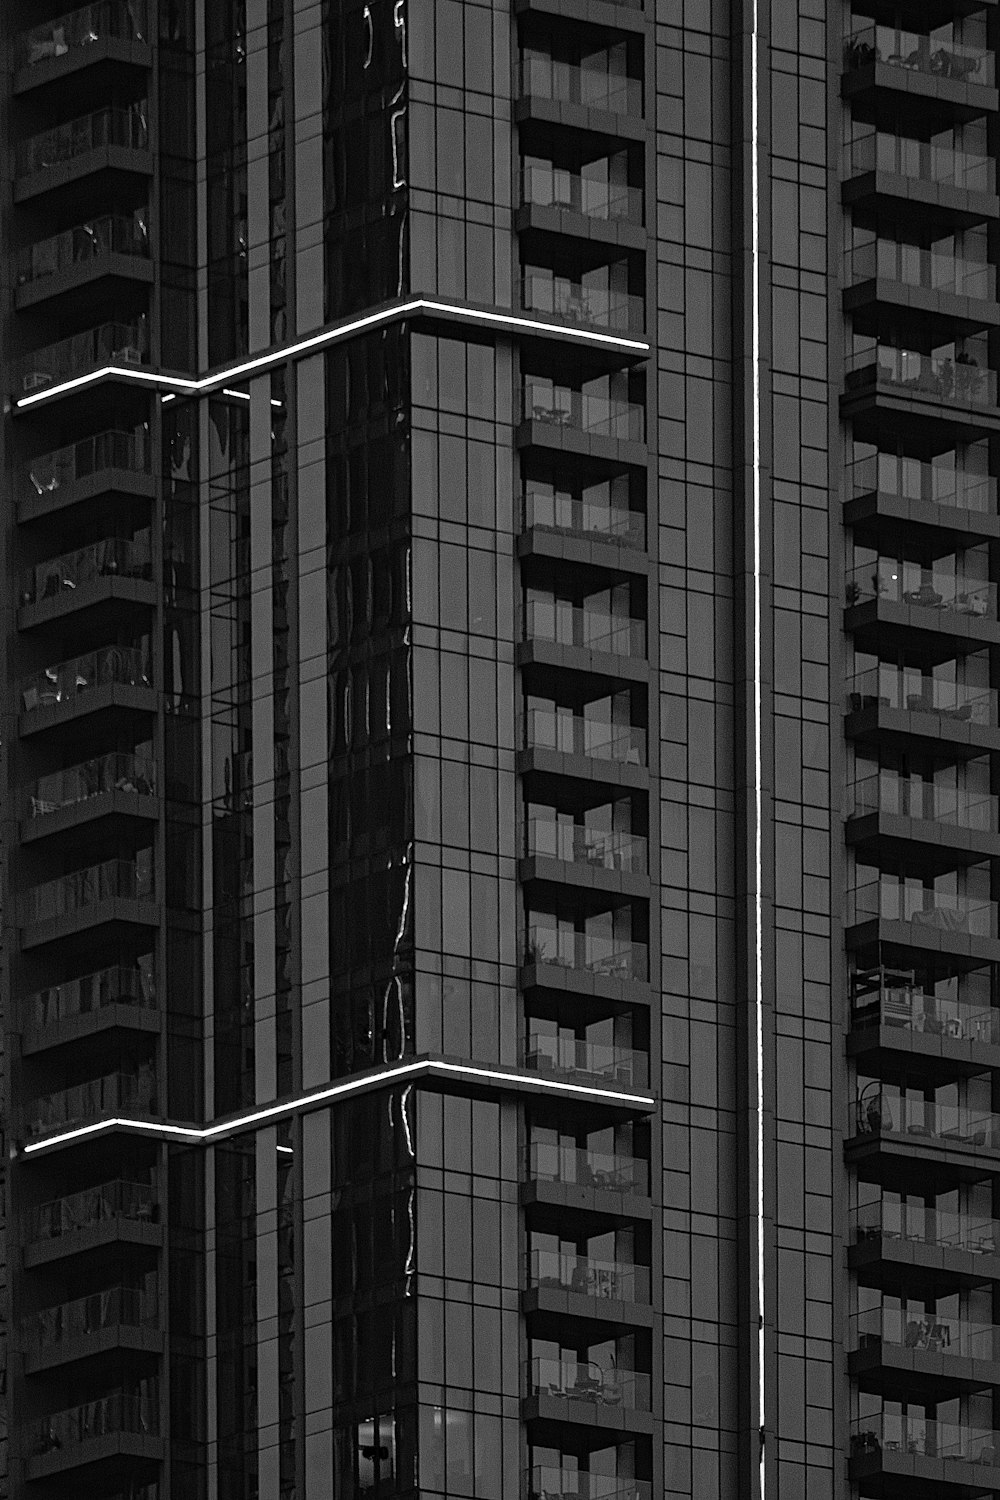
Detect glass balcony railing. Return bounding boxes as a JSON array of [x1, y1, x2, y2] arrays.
[[524, 1032, 647, 1088], [519, 56, 643, 115], [17, 214, 149, 291], [525, 925, 649, 982], [844, 25, 992, 86], [29, 1179, 157, 1242], [849, 878, 996, 937], [852, 1200, 1000, 1255], [845, 561, 996, 618], [28, 1068, 157, 1138], [25, 1285, 157, 1349], [522, 383, 646, 442], [26, 963, 155, 1030], [525, 707, 647, 766], [846, 132, 995, 196], [849, 773, 997, 832], [25, 427, 151, 500], [852, 975, 1000, 1043], [854, 1087, 1000, 1148], [849, 454, 996, 516], [25, 855, 154, 927], [528, 1471, 652, 1500], [524, 489, 646, 546], [521, 272, 645, 335], [853, 1305, 1000, 1361], [27, 750, 156, 819], [851, 1415, 1000, 1466], [526, 599, 646, 658], [526, 1357, 650, 1411], [528, 1248, 650, 1303], [846, 240, 995, 301], [19, 1, 148, 69], [22, 534, 152, 606], [21, 644, 151, 713], [847, 346, 997, 408], [527, 1139, 649, 1194], [525, 817, 648, 873], [846, 667, 996, 726], [28, 1394, 157, 1457], [519, 163, 644, 226], [16, 103, 149, 178], [19, 318, 149, 394]]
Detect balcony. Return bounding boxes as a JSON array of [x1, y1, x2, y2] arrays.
[[24, 750, 156, 836], [16, 213, 150, 309], [521, 271, 645, 336], [845, 559, 998, 652], [849, 878, 996, 941], [23, 962, 156, 1053], [528, 1247, 650, 1303], [26, 1393, 160, 1476], [525, 924, 649, 983], [27, 1067, 158, 1141], [16, 2, 150, 83], [844, 346, 999, 433], [525, 599, 647, 675], [844, 26, 994, 87], [844, 132, 997, 202], [520, 54, 642, 115], [528, 1471, 651, 1500], [24, 1284, 158, 1368], [26, 1179, 159, 1264], [21, 645, 152, 727], [21, 426, 153, 522], [525, 1032, 647, 1088], [20, 534, 154, 629], [525, 706, 646, 768], [15, 103, 150, 200], [519, 162, 644, 231], [853, 1087, 1000, 1153], [521, 379, 645, 447], [527, 1139, 648, 1194], [17, 317, 149, 399], [851, 967, 1000, 1047], [526, 1356, 650, 1412], [525, 817, 647, 877], [852, 1200, 1000, 1257], [524, 485, 645, 549], [846, 667, 997, 743], [846, 238, 996, 307], [849, 773, 997, 845], [21, 855, 156, 948], [852, 1304, 999, 1362], [846, 452, 999, 542]]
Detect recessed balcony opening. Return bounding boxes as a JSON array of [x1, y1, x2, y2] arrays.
[[524, 574, 646, 663], [526, 1331, 651, 1414], [852, 1176, 999, 1258], [847, 535, 994, 619], [522, 359, 645, 444], [852, 955, 1000, 1044], [16, 313, 149, 397], [520, 247, 645, 336], [518, 140, 644, 230], [20, 636, 152, 718], [849, 748, 996, 834], [847, 322, 994, 409], [525, 893, 648, 982], [848, 647, 995, 727], [523, 458, 646, 548], [845, 121, 994, 196], [19, 423, 151, 512], [523, 678, 647, 768], [528, 1114, 649, 1195], [524, 781, 648, 874], [27, 1174, 159, 1251], [854, 1070, 998, 1150], [851, 856, 996, 937], [849, 436, 996, 520], [16, 99, 150, 180], [26, 1055, 157, 1142], [524, 997, 649, 1088], [847, 221, 995, 304], [18, 0, 149, 70], [527, 1217, 650, 1301], [20, 526, 153, 609], [23, 1266, 159, 1361], [518, 20, 644, 118], [27, 1378, 159, 1464], [853, 1286, 1000, 1364], [23, 953, 156, 1032], [528, 1440, 651, 1500], [844, 12, 993, 86]]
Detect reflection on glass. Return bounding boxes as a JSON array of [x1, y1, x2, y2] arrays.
[[851, 1200, 1000, 1254], [845, 560, 996, 618], [849, 878, 996, 937], [27, 962, 155, 1029], [849, 451, 995, 515], [29, 1180, 157, 1241], [26, 1285, 157, 1348], [846, 666, 996, 726], [850, 1415, 1000, 1466], [28, 1066, 158, 1137], [22, 644, 151, 713], [28, 1393, 158, 1455], [853, 1087, 1000, 1148], [17, 103, 149, 176], [19, 317, 149, 393], [526, 1356, 650, 1410], [852, 1305, 999, 1360], [844, 25, 992, 85], [19, 1, 148, 67], [528, 1247, 650, 1303], [25, 854, 155, 925], [25, 427, 150, 498]]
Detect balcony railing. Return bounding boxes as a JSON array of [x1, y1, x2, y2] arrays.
[[525, 924, 649, 981], [853, 974, 1000, 1044], [27, 750, 156, 820], [528, 1471, 651, 1500], [844, 25, 992, 86], [525, 817, 647, 873], [25, 855, 154, 928], [524, 489, 645, 546], [17, 213, 149, 288], [26, 1285, 157, 1349], [25, 427, 151, 500], [527, 1356, 650, 1411], [528, 1247, 650, 1302], [28, 1068, 157, 1138], [19, 1, 148, 69], [528, 1139, 648, 1193], [29, 1179, 157, 1242], [849, 772, 997, 833], [16, 103, 149, 178], [28, 1394, 157, 1458], [846, 132, 996, 195], [846, 667, 996, 726], [847, 346, 997, 408], [846, 239, 995, 301], [19, 317, 149, 394], [853, 1305, 999, 1361], [521, 272, 645, 334], [22, 644, 151, 713], [519, 163, 644, 226], [849, 453, 996, 516], [525, 1032, 647, 1087], [522, 382, 645, 442], [852, 1200, 1000, 1255], [850, 878, 996, 937], [526, 599, 646, 659], [525, 707, 646, 766], [854, 1087, 1000, 1148], [519, 56, 643, 115], [27, 963, 155, 1030], [846, 561, 996, 619], [22, 535, 152, 606], [852, 1415, 1000, 1466]]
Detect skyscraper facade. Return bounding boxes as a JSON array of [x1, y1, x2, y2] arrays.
[[1, 0, 998, 1498]]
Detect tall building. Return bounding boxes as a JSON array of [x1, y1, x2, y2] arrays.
[[1, 0, 1000, 1498]]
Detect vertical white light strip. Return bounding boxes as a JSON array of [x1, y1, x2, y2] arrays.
[[749, 0, 766, 1495]]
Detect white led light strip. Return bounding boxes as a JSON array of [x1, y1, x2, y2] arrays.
[[20, 1055, 655, 1156], [13, 297, 650, 412]]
